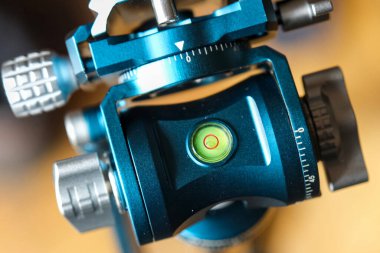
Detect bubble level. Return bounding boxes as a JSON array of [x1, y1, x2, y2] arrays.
[[190, 121, 234, 165]]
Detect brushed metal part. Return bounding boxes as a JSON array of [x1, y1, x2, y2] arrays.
[[89, 0, 127, 37], [54, 153, 114, 232], [310, 0, 333, 17], [278, 0, 333, 31], [65, 110, 91, 151], [151, 0, 178, 26], [1, 51, 77, 117]]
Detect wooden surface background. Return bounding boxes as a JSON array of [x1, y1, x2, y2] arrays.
[[1, 1, 380, 253]]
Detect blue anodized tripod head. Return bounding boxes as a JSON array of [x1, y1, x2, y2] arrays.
[[0, 0, 368, 250]]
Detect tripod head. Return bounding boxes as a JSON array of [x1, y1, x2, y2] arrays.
[[0, 0, 368, 250]]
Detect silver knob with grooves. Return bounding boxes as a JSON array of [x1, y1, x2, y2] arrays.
[[53, 153, 115, 232], [1, 51, 77, 117]]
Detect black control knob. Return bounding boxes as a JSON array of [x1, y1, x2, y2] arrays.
[[302, 67, 368, 191]]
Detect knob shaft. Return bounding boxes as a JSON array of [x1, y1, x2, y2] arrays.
[[64, 107, 107, 153], [1, 51, 77, 117]]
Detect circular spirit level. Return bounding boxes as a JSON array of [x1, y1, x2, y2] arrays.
[[189, 120, 235, 165]]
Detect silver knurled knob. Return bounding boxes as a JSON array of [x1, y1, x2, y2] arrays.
[[1, 51, 78, 117], [54, 153, 115, 232]]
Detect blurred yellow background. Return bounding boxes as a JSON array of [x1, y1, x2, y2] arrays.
[[1, 1, 380, 253]]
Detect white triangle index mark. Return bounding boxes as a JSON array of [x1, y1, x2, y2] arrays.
[[175, 41, 185, 51]]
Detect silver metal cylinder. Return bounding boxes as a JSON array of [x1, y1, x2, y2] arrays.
[[151, 0, 178, 26], [65, 110, 91, 151], [54, 153, 115, 232], [310, 0, 334, 17], [278, 0, 333, 31], [64, 107, 106, 153]]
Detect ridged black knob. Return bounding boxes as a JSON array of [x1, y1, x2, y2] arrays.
[[302, 67, 368, 191]]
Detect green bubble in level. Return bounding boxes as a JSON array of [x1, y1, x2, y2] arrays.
[[190, 121, 234, 164]]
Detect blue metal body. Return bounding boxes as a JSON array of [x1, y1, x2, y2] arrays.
[[96, 46, 320, 245], [0, 0, 366, 251], [56, 0, 335, 249]]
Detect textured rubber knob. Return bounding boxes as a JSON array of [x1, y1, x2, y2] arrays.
[[54, 153, 114, 232], [1, 51, 77, 117], [302, 67, 368, 191]]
